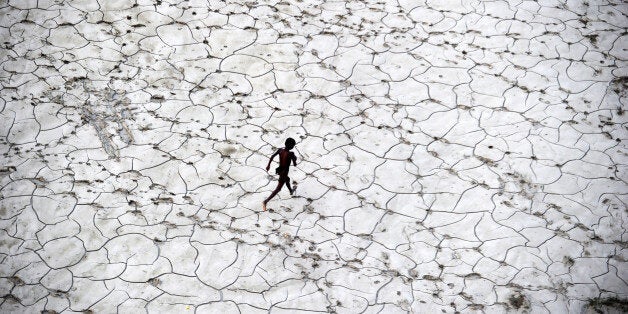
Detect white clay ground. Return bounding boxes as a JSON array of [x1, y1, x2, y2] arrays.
[[0, 0, 627, 313]]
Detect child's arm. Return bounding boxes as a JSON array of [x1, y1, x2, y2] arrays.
[[266, 149, 280, 171], [292, 152, 297, 166]]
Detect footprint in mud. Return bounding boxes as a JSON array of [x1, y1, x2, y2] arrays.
[[359, 175, 370, 184]]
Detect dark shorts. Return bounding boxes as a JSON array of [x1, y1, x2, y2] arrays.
[[275, 167, 289, 180]]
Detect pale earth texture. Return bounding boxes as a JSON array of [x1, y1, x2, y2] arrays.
[[0, 0, 627, 313]]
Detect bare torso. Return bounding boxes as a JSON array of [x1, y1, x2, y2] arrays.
[[277, 148, 294, 173]]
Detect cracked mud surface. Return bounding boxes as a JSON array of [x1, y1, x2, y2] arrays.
[[0, 0, 627, 313]]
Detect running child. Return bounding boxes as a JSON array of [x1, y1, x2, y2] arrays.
[[263, 138, 297, 211]]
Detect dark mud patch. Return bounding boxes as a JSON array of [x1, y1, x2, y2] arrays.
[[586, 297, 628, 314]]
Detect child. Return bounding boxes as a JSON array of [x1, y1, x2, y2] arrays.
[[263, 138, 297, 211]]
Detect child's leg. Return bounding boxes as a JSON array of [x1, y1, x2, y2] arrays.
[[285, 176, 294, 195], [263, 179, 285, 210]]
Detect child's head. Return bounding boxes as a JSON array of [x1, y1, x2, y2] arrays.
[[285, 137, 296, 150]]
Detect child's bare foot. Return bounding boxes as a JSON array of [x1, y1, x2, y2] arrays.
[[262, 202, 267, 211]]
